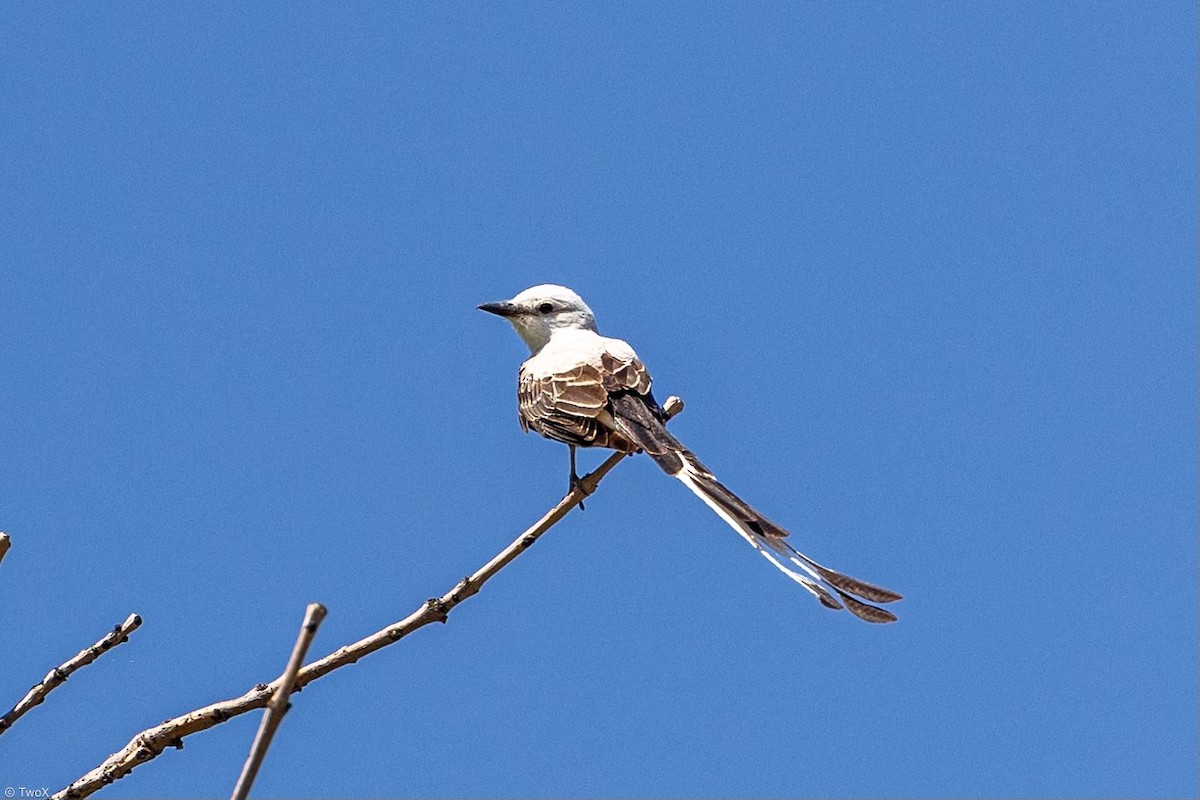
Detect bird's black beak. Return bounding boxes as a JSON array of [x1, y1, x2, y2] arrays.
[[477, 301, 520, 318]]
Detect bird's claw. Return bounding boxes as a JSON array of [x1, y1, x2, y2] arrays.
[[570, 471, 587, 510]]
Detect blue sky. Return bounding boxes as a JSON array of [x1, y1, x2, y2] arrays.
[[1, 3, 1196, 798]]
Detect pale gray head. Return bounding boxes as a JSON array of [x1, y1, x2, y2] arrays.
[[478, 284, 598, 354]]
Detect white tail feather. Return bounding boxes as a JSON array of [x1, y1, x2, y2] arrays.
[[674, 468, 845, 610]]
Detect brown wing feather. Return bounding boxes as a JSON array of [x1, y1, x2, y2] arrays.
[[518, 355, 656, 449], [600, 352, 653, 396]]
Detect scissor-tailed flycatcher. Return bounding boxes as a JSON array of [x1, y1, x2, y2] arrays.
[[479, 284, 902, 623]]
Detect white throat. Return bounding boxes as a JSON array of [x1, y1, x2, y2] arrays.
[[510, 313, 596, 355]]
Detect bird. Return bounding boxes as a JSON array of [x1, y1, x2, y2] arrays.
[[478, 284, 902, 623]]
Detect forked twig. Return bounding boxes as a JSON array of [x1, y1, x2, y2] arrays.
[[231, 602, 327, 800], [55, 397, 684, 800], [1, 613, 143, 736]]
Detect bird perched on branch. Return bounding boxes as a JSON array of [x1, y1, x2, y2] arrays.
[[479, 284, 902, 623]]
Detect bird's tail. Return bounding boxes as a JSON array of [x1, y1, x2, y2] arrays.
[[608, 394, 903, 623]]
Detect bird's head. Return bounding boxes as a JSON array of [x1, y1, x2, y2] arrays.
[[478, 284, 597, 353]]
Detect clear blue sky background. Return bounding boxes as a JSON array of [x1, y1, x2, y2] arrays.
[[1, 4, 1196, 798]]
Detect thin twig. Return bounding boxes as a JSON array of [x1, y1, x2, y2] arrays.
[[55, 396, 684, 800], [231, 602, 327, 800], [1, 613, 142, 736], [0, 531, 10, 570]]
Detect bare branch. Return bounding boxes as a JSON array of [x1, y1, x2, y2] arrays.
[[231, 602, 327, 800], [1, 613, 142, 737], [0, 531, 10, 570], [55, 396, 684, 800]]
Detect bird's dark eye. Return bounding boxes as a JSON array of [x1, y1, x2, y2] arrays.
[[538, 302, 554, 314]]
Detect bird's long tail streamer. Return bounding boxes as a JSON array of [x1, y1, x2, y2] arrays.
[[608, 394, 902, 623]]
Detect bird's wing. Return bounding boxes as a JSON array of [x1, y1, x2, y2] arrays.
[[517, 349, 658, 449], [519, 361, 617, 448], [598, 351, 656, 399]]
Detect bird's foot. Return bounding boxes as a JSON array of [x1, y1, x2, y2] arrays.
[[570, 471, 587, 510]]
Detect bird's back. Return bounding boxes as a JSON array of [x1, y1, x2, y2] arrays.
[[521, 328, 643, 379]]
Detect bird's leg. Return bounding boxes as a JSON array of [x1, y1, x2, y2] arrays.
[[569, 445, 585, 510]]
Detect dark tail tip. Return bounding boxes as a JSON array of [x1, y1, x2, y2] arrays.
[[837, 592, 900, 623], [816, 566, 903, 604]]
